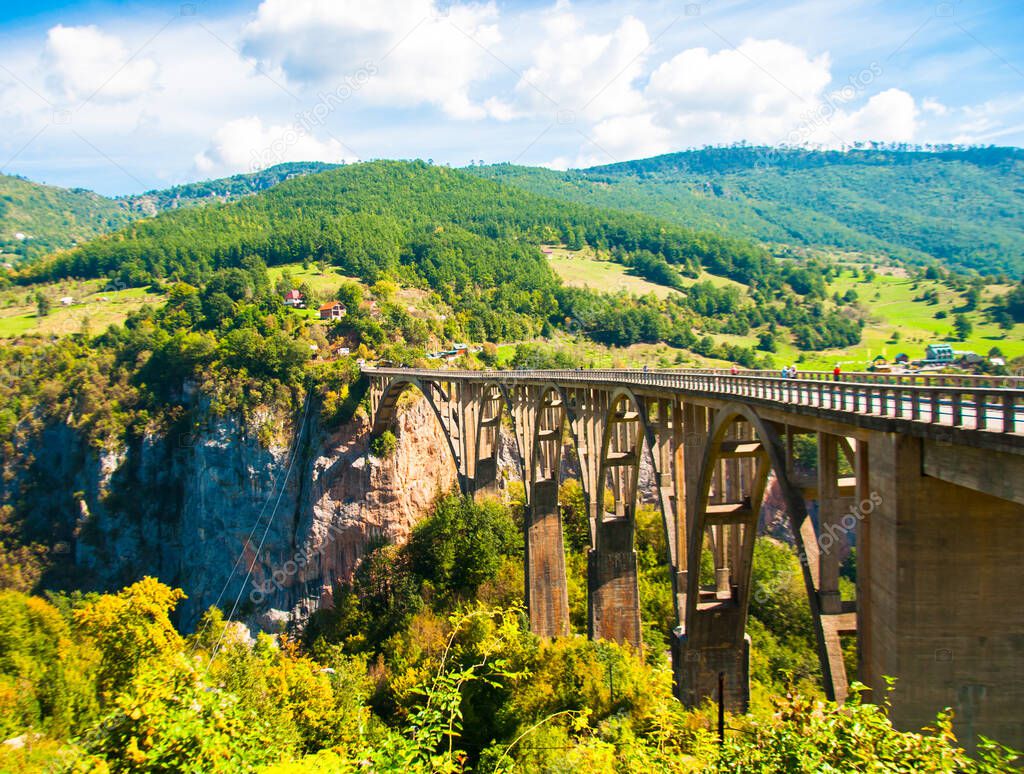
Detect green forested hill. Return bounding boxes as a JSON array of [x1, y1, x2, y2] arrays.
[[0, 175, 132, 263], [119, 161, 340, 215], [469, 146, 1024, 276], [0, 163, 339, 265], [21, 160, 870, 360], [29, 160, 772, 286]]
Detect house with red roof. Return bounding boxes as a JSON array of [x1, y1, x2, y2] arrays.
[[319, 301, 347, 321]]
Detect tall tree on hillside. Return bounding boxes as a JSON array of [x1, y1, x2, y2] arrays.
[[953, 313, 973, 341], [35, 291, 50, 317]]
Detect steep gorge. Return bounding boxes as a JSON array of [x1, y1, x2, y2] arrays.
[[3, 394, 457, 631]]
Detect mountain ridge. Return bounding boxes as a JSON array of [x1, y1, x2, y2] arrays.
[[469, 145, 1024, 276]]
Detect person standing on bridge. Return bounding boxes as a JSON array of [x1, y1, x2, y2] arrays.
[[833, 364, 841, 380], [730, 364, 738, 375]]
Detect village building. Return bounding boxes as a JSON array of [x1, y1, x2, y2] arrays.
[[925, 343, 954, 363], [283, 289, 305, 308], [956, 350, 983, 365], [319, 301, 346, 321]]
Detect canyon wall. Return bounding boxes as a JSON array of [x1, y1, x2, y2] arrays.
[[4, 395, 456, 631]]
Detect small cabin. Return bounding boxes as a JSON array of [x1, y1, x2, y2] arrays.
[[319, 301, 347, 321], [956, 351, 982, 365], [283, 289, 305, 308]]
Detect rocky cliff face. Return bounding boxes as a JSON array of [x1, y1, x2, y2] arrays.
[[4, 395, 456, 631]]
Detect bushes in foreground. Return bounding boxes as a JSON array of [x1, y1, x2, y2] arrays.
[[0, 496, 1019, 772]]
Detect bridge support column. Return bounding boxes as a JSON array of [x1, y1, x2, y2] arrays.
[[674, 632, 751, 713], [525, 479, 571, 638], [588, 390, 644, 648], [860, 432, 1024, 751], [469, 457, 499, 497], [589, 519, 641, 646], [469, 383, 506, 497]]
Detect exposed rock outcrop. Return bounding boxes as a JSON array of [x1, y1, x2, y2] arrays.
[[4, 395, 456, 632]]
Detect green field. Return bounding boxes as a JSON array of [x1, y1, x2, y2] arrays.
[[266, 263, 357, 298], [547, 246, 674, 298], [545, 249, 1023, 370], [547, 245, 744, 298], [267, 263, 447, 325], [0, 279, 162, 338]]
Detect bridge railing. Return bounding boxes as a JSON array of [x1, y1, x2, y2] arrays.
[[643, 367, 1024, 389], [365, 367, 1024, 436]]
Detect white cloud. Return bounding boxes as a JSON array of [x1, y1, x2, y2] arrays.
[[642, 39, 833, 147], [922, 97, 948, 116], [952, 94, 1024, 144], [584, 113, 672, 165], [822, 88, 918, 144], [194, 116, 354, 177], [43, 25, 158, 103], [241, 0, 502, 119], [514, 1, 649, 121], [482, 97, 522, 122], [566, 36, 922, 161]]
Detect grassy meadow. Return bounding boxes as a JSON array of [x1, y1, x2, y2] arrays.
[[546, 248, 1023, 370], [3, 253, 1019, 373], [0, 279, 163, 338]]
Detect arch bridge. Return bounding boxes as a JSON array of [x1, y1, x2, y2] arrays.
[[366, 366, 1024, 747]]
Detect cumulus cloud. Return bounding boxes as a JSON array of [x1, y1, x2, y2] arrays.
[[821, 88, 918, 144], [44, 24, 158, 102], [194, 116, 354, 176], [640, 39, 834, 147], [514, 1, 649, 121], [241, 0, 502, 119], [543, 33, 922, 161], [505, 10, 920, 162]]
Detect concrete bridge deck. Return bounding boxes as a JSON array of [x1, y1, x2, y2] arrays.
[[370, 366, 1023, 449]]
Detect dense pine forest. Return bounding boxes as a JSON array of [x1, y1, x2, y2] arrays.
[[14, 160, 866, 357], [469, 146, 1024, 276]]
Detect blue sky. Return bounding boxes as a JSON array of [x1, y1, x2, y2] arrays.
[[0, 0, 1021, 195]]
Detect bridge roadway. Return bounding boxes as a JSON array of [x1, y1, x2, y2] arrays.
[[364, 366, 1024, 750]]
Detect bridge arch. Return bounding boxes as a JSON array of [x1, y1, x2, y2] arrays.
[[678, 401, 826, 711], [585, 388, 646, 644], [522, 383, 573, 637], [370, 376, 462, 486], [471, 380, 524, 495]]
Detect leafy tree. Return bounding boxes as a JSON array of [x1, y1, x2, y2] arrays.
[[74, 577, 185, 700], [953, 313, 973, 341], [410, 495, 519, 600]]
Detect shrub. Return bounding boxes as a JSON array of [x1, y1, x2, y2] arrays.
[[370, 430, 398, 458], [410, 495, 520, 599]]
